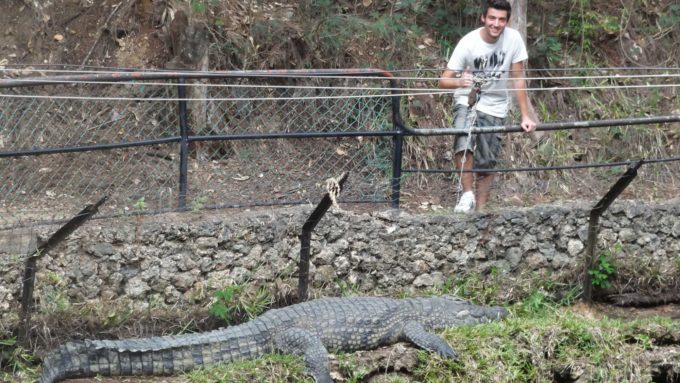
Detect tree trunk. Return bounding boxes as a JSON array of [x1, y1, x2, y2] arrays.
[[510, 0, 528, 40], [509, 0, 542, 138]]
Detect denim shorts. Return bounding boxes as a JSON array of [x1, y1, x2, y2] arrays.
[[452, 103, 505, 169]]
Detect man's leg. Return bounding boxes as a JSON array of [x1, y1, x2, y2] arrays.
[[452, 104, 477, 213], [453, 147, 476, 213], [472, 110, 504, 212]]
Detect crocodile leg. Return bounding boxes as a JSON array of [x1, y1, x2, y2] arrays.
[[401, 321, 458, 359], [274, 328, 333, 383]]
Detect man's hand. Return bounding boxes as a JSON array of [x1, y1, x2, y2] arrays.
[[439, 67, 473, 89], [459, 68, 473, 88], [520, 116, 537, 132]]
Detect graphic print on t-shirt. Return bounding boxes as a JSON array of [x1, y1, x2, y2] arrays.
[[473, 51, 506, 84]]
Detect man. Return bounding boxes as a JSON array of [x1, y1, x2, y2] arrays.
[[439, 0, 536, 213]]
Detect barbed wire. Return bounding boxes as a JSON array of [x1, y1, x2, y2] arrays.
[[2, 71, 680, 89], [2, 63, 680, 75], [1, 82, 679, 102], [1, 74, 679, 87]]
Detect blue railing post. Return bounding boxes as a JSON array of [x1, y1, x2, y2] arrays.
[[178, 78, 189, 209]]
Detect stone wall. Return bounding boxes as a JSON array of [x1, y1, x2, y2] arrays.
[[1, 200, 678, 322]]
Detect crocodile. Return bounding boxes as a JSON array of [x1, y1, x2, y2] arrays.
[[40, 295, 508, 383]]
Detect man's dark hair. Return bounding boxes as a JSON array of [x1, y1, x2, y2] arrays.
[[483, 0, 512, 18]]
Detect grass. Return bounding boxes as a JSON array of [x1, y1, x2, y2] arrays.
[[180, 293, 679, 383], [2, 287, 677, 382], [0, 337, 36, 383], [422, 309, 667, 382], [209, 283, 273, 325], [186, 353, 312, 383]]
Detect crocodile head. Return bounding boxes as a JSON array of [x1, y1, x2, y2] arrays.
[[427, 295, 509, 328]]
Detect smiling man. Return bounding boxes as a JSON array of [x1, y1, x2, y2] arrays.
[[439, 0, 536, 213]]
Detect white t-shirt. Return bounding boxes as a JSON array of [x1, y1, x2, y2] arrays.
[[446, 27, 528, 118]]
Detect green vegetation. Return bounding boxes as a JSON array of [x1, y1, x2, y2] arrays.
[[192, 195, 208, 211], [185, 293, 679, 382], [421, 309, 676, 382], [133, 196, 147, 211], [186, 353, 312, 383], [210, 284, 273, 325], [38, 272, 71, 315], [336, 353, 372, 383], [2, 284, 677, 382], [0, 337, 36, 382], [588, 252, 617, 289]]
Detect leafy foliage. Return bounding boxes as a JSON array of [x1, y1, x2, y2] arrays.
[[588, 249, 618, 289], [0, 337, 36, 381], [209, 284, 273, 325]]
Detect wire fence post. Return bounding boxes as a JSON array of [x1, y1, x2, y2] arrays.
[[178, 78, 189, 209], [19, 196, 107, 345], [583, 160, 643, 302], [298, 172, 349, 302]]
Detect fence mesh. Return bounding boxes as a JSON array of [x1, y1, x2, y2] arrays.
[[0, 74, 395, 230]]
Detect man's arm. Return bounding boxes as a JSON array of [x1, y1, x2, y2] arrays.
[[439, 68, 473, 89], [510, 61, 536, 132]]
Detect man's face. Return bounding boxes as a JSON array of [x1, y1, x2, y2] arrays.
[[481, 7, 509, 41]]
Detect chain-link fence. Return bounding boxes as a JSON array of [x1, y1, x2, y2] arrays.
[[0, 70, 399, 231], [2, 68, 679, 235]]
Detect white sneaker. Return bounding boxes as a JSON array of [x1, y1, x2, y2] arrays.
[[454, 191, 475, 213]]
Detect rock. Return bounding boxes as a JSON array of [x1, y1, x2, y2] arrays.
[[506, 247, 522, 268], [525, 253, 546, 269], [195, 236, 218, 249], [672, 221, 680, 238], [125, 277, 150, 298], [0, 286, 12, 311], [316, 248, 336, 265], [172, 269, 200, 291], [314, 265, 336, 284], [618, 228, 636, 242], [567, 240, 584, 256], [88, 243, 116, 258], [520, 234, 537, 251], [164, 285, 181, 304], [333, 256, 350, 275], [412, 273, 434, 287]]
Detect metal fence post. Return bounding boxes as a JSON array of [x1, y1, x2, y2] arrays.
[[178, 78, 189, 209], [391, 132, 404, 209], [583, 160, 643, 302], [389, 79, 404, 209], [298, 172, 349, 302]]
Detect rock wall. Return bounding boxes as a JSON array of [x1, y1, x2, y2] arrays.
[[1, 200, 678, 322]]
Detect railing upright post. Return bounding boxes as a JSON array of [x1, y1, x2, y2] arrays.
[[389, 79, 404, 209], [178, 78, 189, 209], [391, 132, 404, 209]]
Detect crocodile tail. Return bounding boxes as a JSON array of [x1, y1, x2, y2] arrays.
[[39, 326, 270, 383], [39, 341, 88, 383]]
